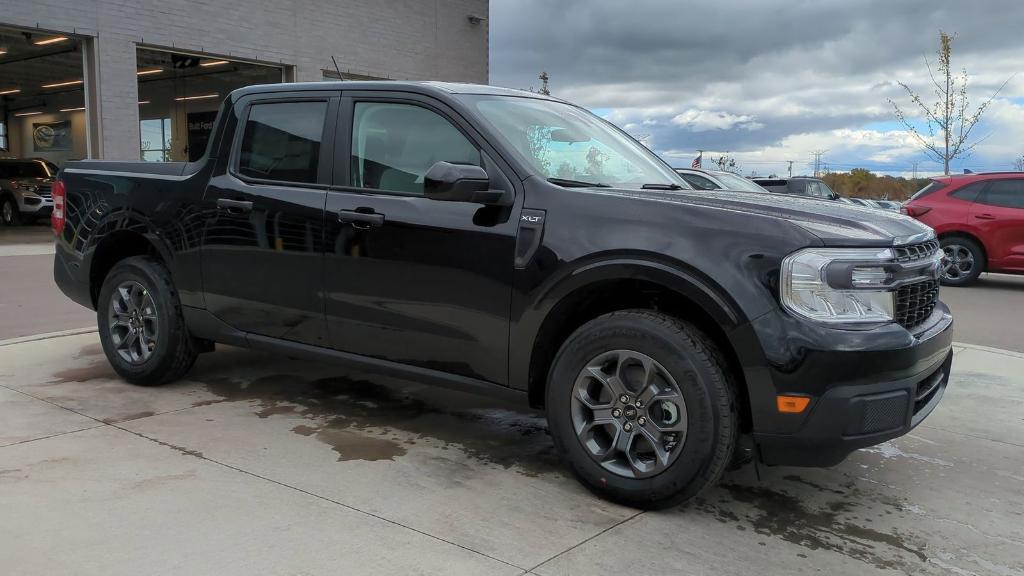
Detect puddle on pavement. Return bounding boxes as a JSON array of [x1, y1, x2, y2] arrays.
[[195, 372, 560, 477], [48, 360, 116, 384], [693, 475, 930, 572]]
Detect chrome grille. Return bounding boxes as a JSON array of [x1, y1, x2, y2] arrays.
[[893, 239, 940, 263]]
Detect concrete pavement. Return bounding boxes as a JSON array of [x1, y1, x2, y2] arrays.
[[1, 332, 1022, 576], [940, 273, 1024, 353]]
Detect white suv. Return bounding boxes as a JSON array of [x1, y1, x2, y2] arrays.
[[0, 158, 58, 226]]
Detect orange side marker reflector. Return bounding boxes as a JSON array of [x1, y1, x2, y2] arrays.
[[777, 396, 811, 414]]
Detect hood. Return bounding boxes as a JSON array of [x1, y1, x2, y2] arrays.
[[590, 188, 933, 246], [5, 176, 54, 185]]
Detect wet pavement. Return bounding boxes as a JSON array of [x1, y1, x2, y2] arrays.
[[1, 332, 1022, 575]]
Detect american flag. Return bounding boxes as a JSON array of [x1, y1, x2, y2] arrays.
[[691, 152, 702, 168]]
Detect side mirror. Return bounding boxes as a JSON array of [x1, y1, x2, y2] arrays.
[[424, 161, 511, 205]]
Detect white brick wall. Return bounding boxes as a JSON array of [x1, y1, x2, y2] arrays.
[[0, 0, 489, 159]]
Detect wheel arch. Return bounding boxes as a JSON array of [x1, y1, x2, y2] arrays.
[[88, 224, 172, 308], [519, 257, 759, 434]]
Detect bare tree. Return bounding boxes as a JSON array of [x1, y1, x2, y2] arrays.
[[710, 154, 739, 173], [889, 31, 1011, 175], [1014, 155, 1024, 172]]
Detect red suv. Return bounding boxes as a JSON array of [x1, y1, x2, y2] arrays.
[[903, 172, 1024, 286]]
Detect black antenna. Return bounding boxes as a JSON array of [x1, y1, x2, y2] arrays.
[[331, 56, 344, 80]]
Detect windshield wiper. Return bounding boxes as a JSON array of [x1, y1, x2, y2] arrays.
[[641, 183, 684, 190], [547, 177, 611, 188]]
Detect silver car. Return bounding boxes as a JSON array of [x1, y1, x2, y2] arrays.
[[674, 168, 771, 193], [0, 158, 58, 226]]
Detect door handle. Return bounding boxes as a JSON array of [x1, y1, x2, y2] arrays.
[[338, 209, 385, 229], [974, 213, 996, 220], [217, 198, 253, 214]]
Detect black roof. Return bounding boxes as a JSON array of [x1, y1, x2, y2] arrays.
[[227, 81, 564, 103]]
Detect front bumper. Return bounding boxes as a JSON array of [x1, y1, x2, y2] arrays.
[[19, 195, 54, 215], [745, 301, 953, 467]]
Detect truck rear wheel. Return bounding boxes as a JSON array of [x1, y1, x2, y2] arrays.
[[97, 256, 198, 386], [546, 310, 736, 509]]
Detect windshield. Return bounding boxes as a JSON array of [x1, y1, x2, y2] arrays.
[[0, 161, 53, 179], [713, 171, 767, 193], [469, 96, 687, 189]]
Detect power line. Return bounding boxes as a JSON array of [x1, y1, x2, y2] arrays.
[[811, 150, 827, 178]]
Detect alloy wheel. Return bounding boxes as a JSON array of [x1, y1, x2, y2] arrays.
[[1, 201, 12, 224], [108, 280, 159, 365], [942, 244, 975, 281], [570, 349, 688, 479]]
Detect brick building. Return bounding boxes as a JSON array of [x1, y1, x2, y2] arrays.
[[0, 0, 489, 163]]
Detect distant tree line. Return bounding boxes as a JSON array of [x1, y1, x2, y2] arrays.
[[821, 168, 930, 201]]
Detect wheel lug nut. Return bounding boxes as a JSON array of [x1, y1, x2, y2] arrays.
[[612, 408, 622, 418], [638, 417, 646, 426], [619, 394, 629, 403], [635, 400, 643, 408], [623, 422, 633, 432]]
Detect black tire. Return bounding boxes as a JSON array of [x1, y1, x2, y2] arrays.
[[1, 196, 22, 226], [546, 310, 737, 509], [939, 236, 984, 286], [97, 256, 198, 386]]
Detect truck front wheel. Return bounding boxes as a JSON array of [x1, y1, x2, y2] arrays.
[[97, 256, 198, 386], [546, 310, 737, 508]]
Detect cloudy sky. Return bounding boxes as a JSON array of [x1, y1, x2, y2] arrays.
[[489, 0, 1024, 178]]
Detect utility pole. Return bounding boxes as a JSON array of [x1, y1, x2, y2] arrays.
[[811, 150, 826, 177], [787, 161, 794, 177], [911, 161, 920, 179]]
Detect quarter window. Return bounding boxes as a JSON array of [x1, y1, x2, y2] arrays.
[[978, 180, 1024, 209], [351, 102, 481, 195], [238, 101, 327, 184], [949, 182, 986, 202]]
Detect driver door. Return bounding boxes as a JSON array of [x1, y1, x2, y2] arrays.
[[322, 93, 520, 384]]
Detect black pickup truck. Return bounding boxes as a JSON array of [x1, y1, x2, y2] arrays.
[[52, 81, 952, 507]]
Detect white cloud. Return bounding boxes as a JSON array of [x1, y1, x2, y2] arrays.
[[670, 109, 762, 132]]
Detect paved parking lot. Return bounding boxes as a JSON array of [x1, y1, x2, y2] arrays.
[[2, 331, 1022, 576]]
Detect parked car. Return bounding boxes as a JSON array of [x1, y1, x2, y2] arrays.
[[839, 197, 872, 207], [902, 172, 1024, 285], [872, 200, 903, 212], [752, 176, 840, 200], [0, 158, 58, 226], [53, 81, 952, 508], [675, 168, 770, 193]]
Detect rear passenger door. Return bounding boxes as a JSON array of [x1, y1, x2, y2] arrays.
[[322, 92, 520, 384], [970, 179, 1024, 271], [201, 92, 338, 344]]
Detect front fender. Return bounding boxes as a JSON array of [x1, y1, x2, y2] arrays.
[[508, 252, 770, 393]]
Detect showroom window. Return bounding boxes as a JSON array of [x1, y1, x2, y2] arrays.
[[136, 47, 284, 162], [140, 118, 172, 161], [0, 26, 89, 163], [237, 101, 327, 184]]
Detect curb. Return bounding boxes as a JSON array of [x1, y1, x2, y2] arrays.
[[0, 327, 97, 348], [952, 342, 1024, 360]]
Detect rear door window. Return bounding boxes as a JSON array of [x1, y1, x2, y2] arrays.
[[237, 100, 328, 185], [978, 180, 1024, 209]]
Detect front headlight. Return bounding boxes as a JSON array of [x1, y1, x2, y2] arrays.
[[781, 248, 895, 324], [17, 183, 40, 194]]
